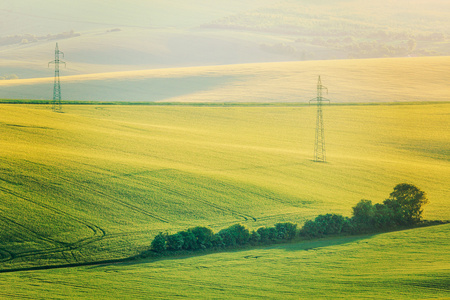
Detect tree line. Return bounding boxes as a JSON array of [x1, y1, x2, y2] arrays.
[[150, 183, 433, 254]]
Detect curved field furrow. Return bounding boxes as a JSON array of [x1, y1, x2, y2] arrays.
[[0, 214, 66, 247], [18, 162, 169, 225], [0, 186, 107, 265], [74, 183, 170, 224], [0, 248, 14, 263], [0, 186, 105, 239], [146, 179, 257, 222]]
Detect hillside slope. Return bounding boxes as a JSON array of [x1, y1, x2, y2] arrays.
[[1, 56, 450, 102], [1, 224, 449, 299], [0, 103, 449, 270]]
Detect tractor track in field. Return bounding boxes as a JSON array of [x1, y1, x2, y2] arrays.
[[43, 170, 171, 224], [116, 168, 258, 221], [0, 248, 14, 263], [146, 179, 257, 222], [0, 186, 106, 264], [72, 182, 170, 224], [0, 161, 169, 267]]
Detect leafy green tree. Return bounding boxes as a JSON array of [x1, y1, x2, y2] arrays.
[[151, 232, 167, 253], [275, 222, 298, 240], [229, 224, 250, 245], [190, 226, 214, 249], [178, 230, 196, 250], [211, 233, 225, 248], [300, 220, 321, 237], [256, 227, 270, 243], [249, 230, 261, 245], [257, 226, 277, 243], [373, 203, 395, 229], [218, 229, 236, 247], [383, 183, 428, 225], [323, 214, 346, 235], [166, 232, 184, 251], [218, 224, 250, 247], [351, 199, 375, 231], [301, 214, 347, 237]]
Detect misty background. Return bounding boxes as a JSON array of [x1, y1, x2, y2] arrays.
[[0, 0, 449, 101]]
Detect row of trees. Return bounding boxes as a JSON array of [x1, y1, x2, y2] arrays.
[[151, 222, 298, 253], [0, 30, 80, 47], [151, 183, 429, 253]]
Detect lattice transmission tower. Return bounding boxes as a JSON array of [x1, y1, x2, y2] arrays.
[[48, 43, 65, 112], [309, 76, 330, 162]]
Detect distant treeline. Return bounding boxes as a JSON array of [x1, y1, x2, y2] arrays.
[[0, 30, 80, 46], [149, 183, 445, 255]]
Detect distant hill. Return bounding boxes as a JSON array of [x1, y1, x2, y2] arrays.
[[1, 56, 449, 102], [1, 0, 449, 81]]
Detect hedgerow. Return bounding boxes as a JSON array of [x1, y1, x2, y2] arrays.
[[150, 183, 432, 254]]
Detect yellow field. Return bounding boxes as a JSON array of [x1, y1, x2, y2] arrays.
[[0, 102, 448, 270], [2, 224, 449, 299], [1, 56, 449, 102]]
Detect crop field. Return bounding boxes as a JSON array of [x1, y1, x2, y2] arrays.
[[2, 1, 449, 298], [0, 102, 449, 273], [1, 56, 449, 102], [1, 224, 449, 299]]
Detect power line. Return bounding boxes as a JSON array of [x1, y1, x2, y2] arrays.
[[309, 75, 330, 163], [48, 43, 65, 112]]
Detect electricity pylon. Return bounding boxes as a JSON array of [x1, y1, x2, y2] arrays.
[[48, 43, 65, 112], [309, 76, 330, 162]]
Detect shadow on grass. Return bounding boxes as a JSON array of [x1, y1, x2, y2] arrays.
[[274, 234, 376, 252], [121, 233, 378, 267]]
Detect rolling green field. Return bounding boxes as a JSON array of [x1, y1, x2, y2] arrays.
[[1, 224, 449, 299], [1, 102, 449, 269], [0, 102, 449, 298]]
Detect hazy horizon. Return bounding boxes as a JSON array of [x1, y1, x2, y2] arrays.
[[1, 0, 449, 101]]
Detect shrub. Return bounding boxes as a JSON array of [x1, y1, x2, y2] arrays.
[[190, 226, 214, 249], [373, 203, 395, 229], [257, 226, 277, 244], [166, 232, 184, 251], [274, 222, 298, 240], [211, 233, 225, 248], [320, 214, 346, 235], [149, 184, 430, 256], [300, 214, 347, 237], [352, 199, 375, 231], [179, 230, 197, 250], [151, 232, 167, 253], [218, 224, 250, 247], [217, 228, 236, 247], [300, 220, 321, 238], [249, 230, 261, 245], [341, 217, 354, 234]]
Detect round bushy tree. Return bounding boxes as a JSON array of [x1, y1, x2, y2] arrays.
[[190, 226, 214, 249], [383, 183, 428, 225], [166, 232, 184, 251], [151, 232, 167, 253], [218, 224, 250, 247], [275, 222, 298, 240], [351, 199, 375, 231]]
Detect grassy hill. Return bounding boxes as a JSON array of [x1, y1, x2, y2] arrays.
[[0, 102, 448, 272], [1, 56, 450, 102], [1, 224, 449, 299]]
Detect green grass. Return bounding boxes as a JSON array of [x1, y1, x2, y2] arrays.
[[0, 103, 448, 272], [1, 224, 448, 299], [0, 102, 448, 298]]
